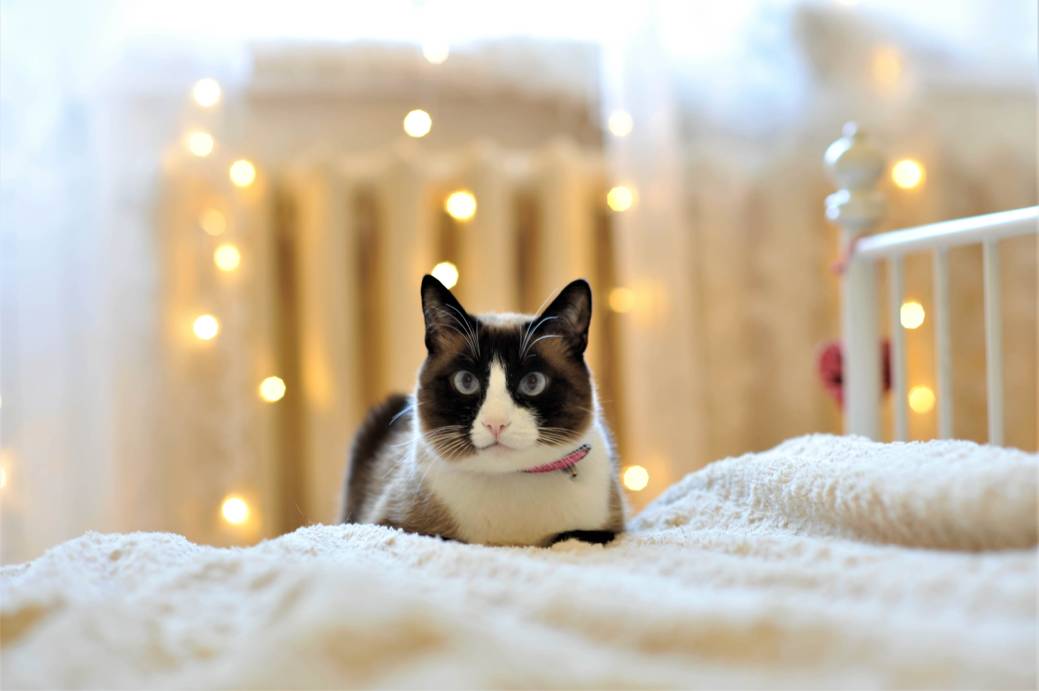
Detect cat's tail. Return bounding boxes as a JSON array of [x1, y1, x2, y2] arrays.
[[340, 393, 412, 523]]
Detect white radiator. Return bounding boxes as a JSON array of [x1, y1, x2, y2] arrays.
[[160, 140, 622, 541]]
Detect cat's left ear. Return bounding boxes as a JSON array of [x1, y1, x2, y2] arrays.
[[537, 279, 592, 355]]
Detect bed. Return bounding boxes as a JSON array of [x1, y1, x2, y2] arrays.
[[2, 434, 1036, 689], [3, 128, 1037, 690]]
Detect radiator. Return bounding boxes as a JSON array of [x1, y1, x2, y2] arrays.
[[160, 139, 623, 543]]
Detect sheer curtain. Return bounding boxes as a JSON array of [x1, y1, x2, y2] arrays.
[[602, 0, 1037, 469], [1, 0, 610, 562], [2, 1, 125, 560]]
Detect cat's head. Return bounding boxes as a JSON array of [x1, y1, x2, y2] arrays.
[[416, 275, 594, 473]]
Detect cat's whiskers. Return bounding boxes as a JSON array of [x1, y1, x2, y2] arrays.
[[388, 401, 418, 426], [536, 425, 582, 446], [434, 436, 472, 461], [427, 309, 479, 357], [422, 424, 474, 462], [519, 315, 559, 360], [441, 303, 481, 358], [525, 290, 559, 337], [524, 334, 561, 359], [423, 427, 466, 445]]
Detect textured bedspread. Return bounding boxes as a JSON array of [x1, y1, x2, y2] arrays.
[[2, 435, 1036, 689]]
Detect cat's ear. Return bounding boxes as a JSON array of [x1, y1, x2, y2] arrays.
[[537, 279, 592, 356], [420, 274, 474, 354]]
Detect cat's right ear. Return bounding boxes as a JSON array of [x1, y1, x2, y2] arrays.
[[420, 274, 473, 354]]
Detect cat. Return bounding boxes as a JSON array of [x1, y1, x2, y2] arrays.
[[340, 275, 626, 546]]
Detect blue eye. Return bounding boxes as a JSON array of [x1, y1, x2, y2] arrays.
[[519, 372, 547, 396], [452, 370, 480, 395]]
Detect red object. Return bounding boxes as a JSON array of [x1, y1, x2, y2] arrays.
[[831, 234, 863, 274], [817, 339, 892, 408]]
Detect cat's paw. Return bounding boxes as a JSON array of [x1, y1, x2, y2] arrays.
[[549, 530, 617, 546]]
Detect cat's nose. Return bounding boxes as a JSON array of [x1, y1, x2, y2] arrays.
[[483, 420, 509, 439]]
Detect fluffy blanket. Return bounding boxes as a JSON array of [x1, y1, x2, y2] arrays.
[[2, 435, 1036, 689]]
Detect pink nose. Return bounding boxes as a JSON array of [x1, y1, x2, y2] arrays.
[[483, 421, 509, 439]]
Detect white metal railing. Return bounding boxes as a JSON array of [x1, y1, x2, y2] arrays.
[[824, 122, 1039, 444]]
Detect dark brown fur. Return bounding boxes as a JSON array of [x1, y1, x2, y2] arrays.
[[341, 393, 409, 523], [412, 277, 595, 462]]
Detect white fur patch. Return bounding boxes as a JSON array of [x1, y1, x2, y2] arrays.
[[465, 361, 541, 473], [425, 420, 613, 545], [418, 342, 614, 545]]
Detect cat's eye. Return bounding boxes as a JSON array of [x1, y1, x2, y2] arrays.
[[452, 370, 480, 395], [519, 371, 548, 396]]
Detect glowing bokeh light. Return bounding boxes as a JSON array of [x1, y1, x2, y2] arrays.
[[214, 243, 241, 272], [900, 301, 926, 329], [403, 109, 433, 138], [891, 159, 925, 190], [258, 376, 287, 403], [431, 261, 459, 289], [607, 110, 633, 137], [185, 130, 215, 157], [622, 465, 650, 492], [606, 185, 635, 212], [192, 314, 220, 341], [192, 78, 222, 108], [199, 208, 227, 236], [609, 287, 636, 313], [422, 41, 449, 64], [444, 190, 477, 221], [872, 46, 903, 90], [221, 495, 250, 525], [229, 159, 257, 188], [908, 385, 936, 414]]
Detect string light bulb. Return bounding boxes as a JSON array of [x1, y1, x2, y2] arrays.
[[872, 46, 903, 91], [444, 190, 477, 221], [403, 109, 433, 138], [908, 385, 936, 414], [0, 465, 7, 490], [229, 159, 257, 188], [192, 78, 222, 108], [431, 261, 459, 289], [607, 110, 633, 137], [900, 301, 925, 329], [422, 41, 449, 64], [213, 243, 241, 272], [221, 495, 250, 525], [185, 130, 215, 158], [192, 314, 220, 341], [258, 376, 286, 403], [891, 159, 925, 190], [622, 465, 650, 492], [199, 208, 227, 236], [608, 287, 636, 313], [606, 185, 635, 212]]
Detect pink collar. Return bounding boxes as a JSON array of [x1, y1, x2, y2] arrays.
[[522, 443, 591, 476]]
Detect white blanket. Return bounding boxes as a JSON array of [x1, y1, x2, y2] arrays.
[[2, 435, 1036, 689]]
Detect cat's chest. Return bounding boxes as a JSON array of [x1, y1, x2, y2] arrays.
[[424, 433, 614, 546]]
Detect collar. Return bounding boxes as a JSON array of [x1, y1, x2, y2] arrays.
[[522, 443, 591, 477]]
